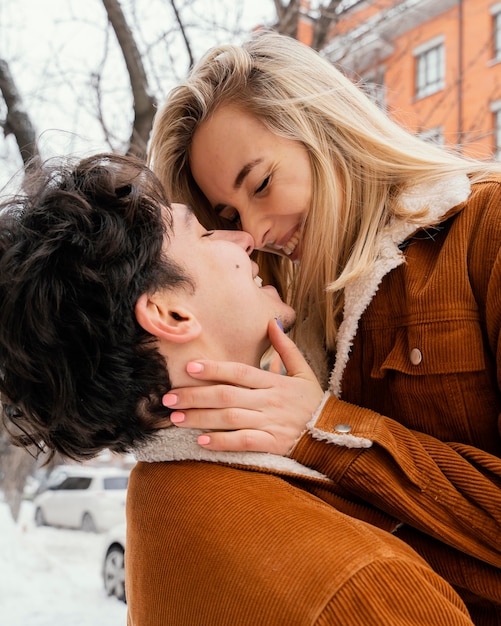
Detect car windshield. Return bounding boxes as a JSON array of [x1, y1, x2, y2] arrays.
[[103, 476, 129, 490]]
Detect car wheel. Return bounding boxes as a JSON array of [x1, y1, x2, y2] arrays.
[[81, 512, 97, 533], [34, 507, 46, 527], [103, 544, 126, 602]]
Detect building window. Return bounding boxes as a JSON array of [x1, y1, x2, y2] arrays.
[[418, 127, 444, 146], [495, 110, 501, 159], [492, 5, 501, 61], [491, 100, 501, 159], [414, 37, 445, 99]]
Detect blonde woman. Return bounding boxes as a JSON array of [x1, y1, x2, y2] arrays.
[[148, 31, 501, 623]]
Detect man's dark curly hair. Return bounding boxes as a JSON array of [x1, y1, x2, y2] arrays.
[[0, 153, 191, 461]]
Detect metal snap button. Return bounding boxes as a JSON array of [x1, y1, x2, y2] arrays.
[[334, 423, 352, 433], [410, 348, 422, 365]]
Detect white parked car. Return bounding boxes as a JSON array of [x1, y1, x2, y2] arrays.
[[33, 465, 129, 533], [102, 523, 127, 603]]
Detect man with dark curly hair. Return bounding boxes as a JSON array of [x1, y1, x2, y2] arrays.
[[0, 153, 293, 461], [0, 154, 474, 625]]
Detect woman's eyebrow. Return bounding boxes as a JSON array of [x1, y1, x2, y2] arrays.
[[234, 158, 263, 189]]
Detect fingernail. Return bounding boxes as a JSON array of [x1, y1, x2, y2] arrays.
[[275, 318, 284, 332], [198, 435, 211, 445], [162, 393, 178, 407], [170, 411, 185, 424], [187, 362, 204, 374]]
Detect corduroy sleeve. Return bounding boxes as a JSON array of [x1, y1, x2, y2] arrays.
[[291, 393, 501, 570]]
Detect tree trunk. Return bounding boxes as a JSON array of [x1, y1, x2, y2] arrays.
[[0, 429, 36, 522], [0, 58, 40, 169], [102, 0, 157, 159]]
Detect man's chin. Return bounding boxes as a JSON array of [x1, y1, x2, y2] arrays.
[[281, 310, 296, 334], [282, 320, 294, 334]]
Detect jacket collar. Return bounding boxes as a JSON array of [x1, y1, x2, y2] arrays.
[[328, 174, 471, 398], [134, 426, 330, 480]]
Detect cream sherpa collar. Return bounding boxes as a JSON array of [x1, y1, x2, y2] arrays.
[[328, 174, 471, 398], [134, 426, 329, 479]]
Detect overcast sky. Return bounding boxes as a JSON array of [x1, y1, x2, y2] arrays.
[[0, 0, 277, 191]]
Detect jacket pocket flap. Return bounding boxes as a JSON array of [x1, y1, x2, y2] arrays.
[[375, 320, 486, 377]]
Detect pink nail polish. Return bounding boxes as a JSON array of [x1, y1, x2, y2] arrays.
[[187, 362, 204, 374], [162, 393, 178, 407], [198, 435, 211, 445], [170, 411, 185, 424]]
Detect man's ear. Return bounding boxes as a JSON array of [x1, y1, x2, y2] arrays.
[[135, 293, 201, 344]]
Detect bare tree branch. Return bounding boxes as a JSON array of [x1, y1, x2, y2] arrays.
[[91, 26, 118, 151], [311, 0, 343, 51], [102, 0, 157, 159], [270, 1, 344, 51], [169, 0, 195, 70], [273, 0, 301, 39], [0, 58, 40, 169]]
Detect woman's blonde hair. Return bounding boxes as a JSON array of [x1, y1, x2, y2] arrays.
[[148, 30, 501, 353]]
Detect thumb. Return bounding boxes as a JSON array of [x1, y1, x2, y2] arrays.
[[268, 319, 315, 378]]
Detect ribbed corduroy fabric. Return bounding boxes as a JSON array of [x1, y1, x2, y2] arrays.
[[126, 461, 473, 625], [125, 179, 500, 625], [291, 179, 501, 623]]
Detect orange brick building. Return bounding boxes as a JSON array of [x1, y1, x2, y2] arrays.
[[300, 0, 501, 158]]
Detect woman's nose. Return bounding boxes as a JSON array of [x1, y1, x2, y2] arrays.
[[239, 213, 270, 250], [215, 229, 255, 256]]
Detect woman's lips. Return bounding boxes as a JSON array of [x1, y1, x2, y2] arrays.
[[282, 228, 301, 256], [264, 225, 302, 258]]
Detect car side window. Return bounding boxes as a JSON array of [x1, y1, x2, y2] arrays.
[[103, 477, 129, 490]]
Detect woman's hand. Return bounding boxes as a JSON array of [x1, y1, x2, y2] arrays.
[[162, 319, 324, 455]]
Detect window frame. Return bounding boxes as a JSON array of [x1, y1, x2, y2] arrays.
[[490, 99, 501, 160], [414, 36, 445, 100], [491, 3, 501, 62]]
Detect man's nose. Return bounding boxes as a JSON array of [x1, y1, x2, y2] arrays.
[[215, 229, 254, 256]]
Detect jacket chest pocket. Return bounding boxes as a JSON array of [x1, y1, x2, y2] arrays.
[[373, 319, 486, 378], [360, 318, 498, 446]]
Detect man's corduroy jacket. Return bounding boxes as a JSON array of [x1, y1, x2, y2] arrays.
[[126, 458, 473, 625]]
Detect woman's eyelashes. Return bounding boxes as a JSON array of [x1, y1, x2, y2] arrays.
[[212, 174, 271, 224], [217, 206, 241, 225], [255, 175, 271, 194], [202, 230, 215, 237]]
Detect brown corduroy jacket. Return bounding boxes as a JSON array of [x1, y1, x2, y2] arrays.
[[289, 176, 501, 624], [128, 176, 500, 625], [126, 460, 474, 626]]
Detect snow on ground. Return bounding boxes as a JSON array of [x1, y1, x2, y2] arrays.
[[0, 499, 127, 626]]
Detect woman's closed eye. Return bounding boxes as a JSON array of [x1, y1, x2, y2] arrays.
[[217, 206, 241, 225], [255, 175, 270, 194]]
